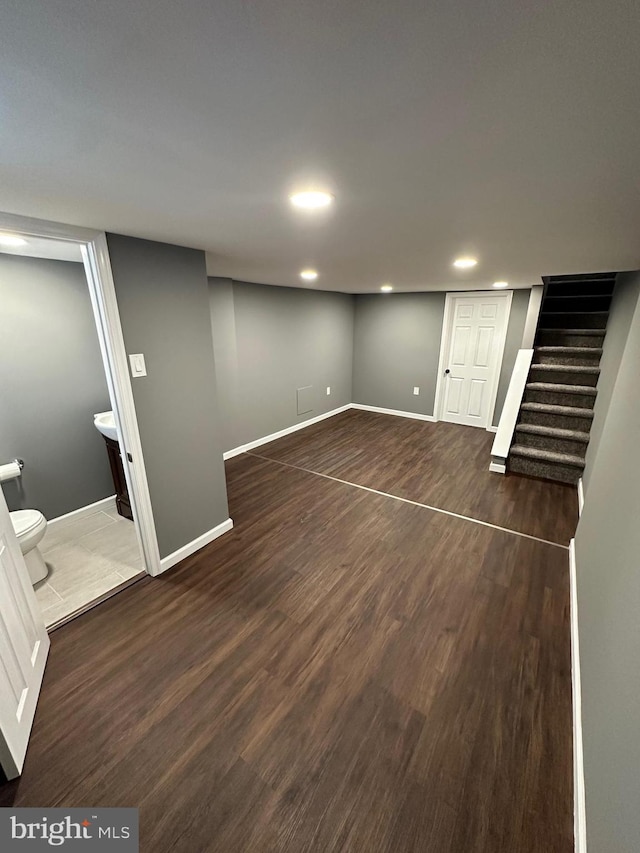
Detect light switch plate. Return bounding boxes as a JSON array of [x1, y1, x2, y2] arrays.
[[129, 353, 147, 378], [413, 386, 420, 395], [326, 386, 331, 395]]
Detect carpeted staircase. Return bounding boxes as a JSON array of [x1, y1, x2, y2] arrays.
[[508, 272, 616, 484]]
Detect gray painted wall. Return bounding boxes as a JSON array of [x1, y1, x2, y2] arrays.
[[352, 292, 446, 416], [0, 255, 113, 519], [208, 278, 240, 453], [582, 272, 640, 494], [492, 288, 530, 427], [352, 289, 530, 424], [107, 235, 229, 559], [574, 269, 640, 853], [209, 278, 355, 452]]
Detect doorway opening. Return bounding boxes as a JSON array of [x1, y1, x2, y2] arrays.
[[0, 214, 160, 629]]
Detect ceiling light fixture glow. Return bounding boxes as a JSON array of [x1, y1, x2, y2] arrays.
[[493, 281, 509, 289], [453, 256, 477, 269], [289, 191, 334, 210], [0, 233, 27, 247], [380, 284, 393, 292], [300, 269, 318, 281]]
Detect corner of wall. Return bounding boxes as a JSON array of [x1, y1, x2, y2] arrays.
[[581, 271, 640, 495]]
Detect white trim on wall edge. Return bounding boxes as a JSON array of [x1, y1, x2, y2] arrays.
[[223, 405, 352, 460], [489, 461, 506, 474], [48, 496, 116, 527], [577, 478, 584, 517], [350, 404, 436, 422], [570, 538, 588, 853], [83, 233, 162, 578], [159, 518, 234, 573], [486, 425, 498, 433]]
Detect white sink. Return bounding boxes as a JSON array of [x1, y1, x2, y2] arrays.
[[94, 411, 118, 442]]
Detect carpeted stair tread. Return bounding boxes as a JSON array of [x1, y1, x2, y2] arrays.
[[539, 310, 609, 316], [520, 402, 594, 418], [535, 346, 603, 355], [515, 423, 590, 442], [548, 273, 616, 282], [510, 445, 585, 469], [545, 293, 613, 299], [536, 328, 605, 335], [526, 382, 597, 395], [530, 363, 600, 374]]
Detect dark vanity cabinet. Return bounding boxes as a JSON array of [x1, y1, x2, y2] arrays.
[[103, 436, 133, 520]]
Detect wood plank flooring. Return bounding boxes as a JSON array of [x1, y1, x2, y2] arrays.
[[0, 417, 574, 852], [252, 409, 578, 544]]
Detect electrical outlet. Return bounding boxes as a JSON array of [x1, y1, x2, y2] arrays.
[[413, 386, 420, 395], [326, 386, 331, 395]]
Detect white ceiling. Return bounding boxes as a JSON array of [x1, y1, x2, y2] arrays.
[[1, 0, 639, 293]]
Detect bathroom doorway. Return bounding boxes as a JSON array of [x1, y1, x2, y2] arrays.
[[0, 213, 160, 629]]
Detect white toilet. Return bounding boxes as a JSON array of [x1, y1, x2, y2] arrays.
[[10, 510, 49, 585]]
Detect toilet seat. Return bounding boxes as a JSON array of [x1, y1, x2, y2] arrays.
[[11, 509, 44, 537], [9, 509, 49, 584], [10, 509, 47, 555]]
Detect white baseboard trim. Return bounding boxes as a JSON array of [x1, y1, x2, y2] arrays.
[[489, 461, 506, 474], [48, 495, 116, 527], [350, 403, 436, 422], [577, 478, 584, 517], [223, 401, 496, 464], [223, 405, 351, 460], [159, 518, 234, 573], [570, 538, 588, 853]]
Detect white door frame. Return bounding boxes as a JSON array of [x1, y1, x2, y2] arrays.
[[433, 290, 513, 428], [0, 211, 161, 577]]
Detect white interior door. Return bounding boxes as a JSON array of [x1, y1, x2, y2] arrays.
[[0, 489, 49, 780], [439, 292, 512, 428]]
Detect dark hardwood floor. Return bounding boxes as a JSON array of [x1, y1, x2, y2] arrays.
[[0, 419, 574, 852], [252, 408, 579, 544]]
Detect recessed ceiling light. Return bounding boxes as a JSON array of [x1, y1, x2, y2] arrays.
[[289, 191, 334, 210], [380, 284, 393, 292], [493, 281, 509, 289], [0, 233, 27, 247], [300, 269, 318, 281], [453, 256, 477, 269]]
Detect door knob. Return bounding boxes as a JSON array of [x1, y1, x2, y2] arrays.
[[445, 369, 450, 374]]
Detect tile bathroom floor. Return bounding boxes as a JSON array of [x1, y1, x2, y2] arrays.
[[34, 499, 145, 628]]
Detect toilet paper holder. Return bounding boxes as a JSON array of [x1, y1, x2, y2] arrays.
[[0, 458, 25, 483]]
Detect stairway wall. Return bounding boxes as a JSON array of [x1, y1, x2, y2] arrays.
[[582, 271, 640, 495], [574, 274, 640, 852]]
